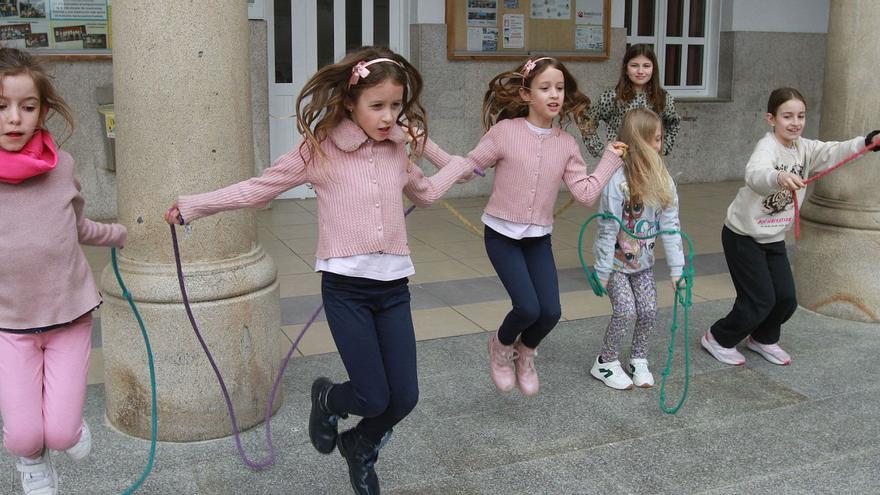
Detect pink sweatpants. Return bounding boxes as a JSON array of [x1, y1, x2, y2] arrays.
[[0, 314, 91, 458]]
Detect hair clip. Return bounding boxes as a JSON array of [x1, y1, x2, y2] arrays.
[[521, 57, 553, 77], [348, 57, 403, 88]]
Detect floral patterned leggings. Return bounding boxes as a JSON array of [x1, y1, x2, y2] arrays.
[[599, 269, 657, 362]]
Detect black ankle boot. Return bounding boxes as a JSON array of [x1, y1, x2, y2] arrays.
[[336, 428, 391, 495], [309, 377, 346, 454]]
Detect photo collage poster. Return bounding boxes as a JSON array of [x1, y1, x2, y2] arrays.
[[0, 0, 110, 53]]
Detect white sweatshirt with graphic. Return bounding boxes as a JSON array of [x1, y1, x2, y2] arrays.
[[725, 132, 866, 243]]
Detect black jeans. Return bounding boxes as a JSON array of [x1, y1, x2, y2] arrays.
[[711, 226, 797, 348], [484, 226, 562, 348], [321, 272, 419, 444]]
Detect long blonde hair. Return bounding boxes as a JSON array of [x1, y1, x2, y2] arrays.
[[481, 57, 592, 138], [617, 108, 673, 209]]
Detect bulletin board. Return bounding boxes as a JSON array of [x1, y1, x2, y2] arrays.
[[1, 0, 112, 60], [447, 0, 610, 61]]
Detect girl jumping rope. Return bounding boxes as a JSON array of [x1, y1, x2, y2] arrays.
[[702, 87, 880, 366], [0, 48, 127, 495], [424, 57, 625, 396], [584, 43, 681, 158], [589, 108, 684, 390], [164, 46, 474, 495]]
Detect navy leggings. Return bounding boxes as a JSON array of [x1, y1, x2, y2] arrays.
[[484, 226, 562, 348], [321, 272, 419, 444]]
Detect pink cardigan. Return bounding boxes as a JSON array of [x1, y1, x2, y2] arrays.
[[0, 151, 127, 330], [178, 119, 473, 259], [423, 118, 623, 226]]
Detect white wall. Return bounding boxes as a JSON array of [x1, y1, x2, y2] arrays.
[[725, 0, 829, 33], [414, 0, 444, 23]]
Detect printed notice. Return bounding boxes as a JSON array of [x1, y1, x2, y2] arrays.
[[51, 0, 107, 20], [467, 0, 497, 27], [502, 13, 524, 49], [575, 0, 603, 25], [575, 25, 603, 50], [467, 27, 498, 51], [530, 0, 570, 20]]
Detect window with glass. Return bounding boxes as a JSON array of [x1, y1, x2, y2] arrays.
[[624, 0, 719, 97]]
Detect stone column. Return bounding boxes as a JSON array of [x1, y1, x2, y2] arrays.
[[101, 2, 282, 440], [795, 0, 880, 323]]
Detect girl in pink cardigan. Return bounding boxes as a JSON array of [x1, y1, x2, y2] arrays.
[[424, 57, 625, 396], [0, 48, 127, 495], [165, 46, 472, 495]]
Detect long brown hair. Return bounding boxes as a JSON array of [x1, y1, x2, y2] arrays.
[[481, 57, 592, 138], [0, 47, 75, 145], [615, 44, 667, 113], [295, 46, 427, 165], [617, 108, 673, 209]]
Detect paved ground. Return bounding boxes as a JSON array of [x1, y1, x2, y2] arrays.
[[3, 298, 878, 495]]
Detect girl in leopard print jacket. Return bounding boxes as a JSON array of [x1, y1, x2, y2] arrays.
[[584, 44, 681, 157]]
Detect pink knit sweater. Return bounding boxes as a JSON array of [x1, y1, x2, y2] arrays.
[[422, 118, 623, 226], [178, 119, 474, 259], [0, 151, 127, 330]]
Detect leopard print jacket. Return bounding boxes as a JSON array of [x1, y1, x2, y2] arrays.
[[583, 89, 681, 158]]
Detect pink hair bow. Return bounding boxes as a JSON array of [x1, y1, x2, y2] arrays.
[[348, 57, 403, 88], [521, 57, 553, 77], [349, 61, 372, 87]]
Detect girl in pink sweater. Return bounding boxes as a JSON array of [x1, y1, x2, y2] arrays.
[[425, 57, 625, 396], [0, 48, 127, 495], [165, 46, 472, 495]]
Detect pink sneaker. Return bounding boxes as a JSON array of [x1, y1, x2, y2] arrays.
[[514, 341, 539, 396], [701, 331, 745, 365], [746, 337, 791, 365], [488, 332, 518, 392]]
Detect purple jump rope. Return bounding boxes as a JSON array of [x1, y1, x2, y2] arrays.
[[170, 168, 484, 469]]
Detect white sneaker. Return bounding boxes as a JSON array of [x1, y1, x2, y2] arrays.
[[590, 356, 633, 390], [700, 331, 745, 365], [15, 451, 57, 495], [629, 358, 655, 388], [65, 421, 91, 461]]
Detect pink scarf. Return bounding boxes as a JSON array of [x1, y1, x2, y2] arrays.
[[0, 130, 58, 184]]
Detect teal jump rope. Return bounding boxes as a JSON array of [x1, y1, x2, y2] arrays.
[[577, 213, 694, 414], [110, 248, 158, 494]]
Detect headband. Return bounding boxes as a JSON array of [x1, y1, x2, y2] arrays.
[[348, 57, 404, 88], [521, 57, 554, 77]]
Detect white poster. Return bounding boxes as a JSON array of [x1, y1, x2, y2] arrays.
[[575, 25, 603, 50], [502, 13, 524, 49], [530, 0, 571, 20], [467, 27, 498, 51], [575, 0, 603, 25], [467, 0, 498, 27], [50, 0, 107, 21]]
